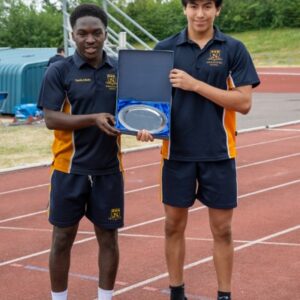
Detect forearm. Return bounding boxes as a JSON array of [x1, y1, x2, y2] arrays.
[[193, 80, 251, 114], [170, 69, 252, 115], [44, 109, 97, 130]]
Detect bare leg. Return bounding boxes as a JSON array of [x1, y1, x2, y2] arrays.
[[164, 204, 188, 286], [94, 226, 119, 290], [209, 208, 234, 292], [49, 224, 79, 292]]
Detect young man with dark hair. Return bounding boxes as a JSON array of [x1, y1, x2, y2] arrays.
[[138, 0, 260, 299], [38, 4, 122, 300], [47, 47, 65, 66]]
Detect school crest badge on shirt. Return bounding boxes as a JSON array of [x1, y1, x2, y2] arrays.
[[105, 74, 117, 90], [207, 49, 223, 66]]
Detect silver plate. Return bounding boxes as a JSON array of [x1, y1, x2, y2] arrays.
[[118, 104, 167, 134]]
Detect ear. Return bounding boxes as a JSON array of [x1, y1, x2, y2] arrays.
[[183, 7, 187, 16], [104, 30, 108, 40], [216, 7, 222, 17], [71, 31, 75, 41]]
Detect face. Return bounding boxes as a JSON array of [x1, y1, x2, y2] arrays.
[[72, 16, 107, 65], [184, 0, 221, 35]]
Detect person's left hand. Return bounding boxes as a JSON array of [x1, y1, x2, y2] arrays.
[[136, 129, 154, 142], [169, 68, 198, 92]]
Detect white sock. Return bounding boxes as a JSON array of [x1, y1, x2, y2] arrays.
[[51, 289, 68, 300], [98, 287, 113, 300]]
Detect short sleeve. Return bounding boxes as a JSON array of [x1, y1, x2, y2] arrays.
[[229, 41, 260, 88], [37, 64, 66, 111], [154, 42, 163, 51]]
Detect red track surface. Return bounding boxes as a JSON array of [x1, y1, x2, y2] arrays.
[[0, 69, 300, 300], [256, 67, 300, 93]]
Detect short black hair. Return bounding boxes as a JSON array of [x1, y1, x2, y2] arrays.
[[56, 47, 64, 53], [70, 3, 108, 29], [181, 0, 223, 8]]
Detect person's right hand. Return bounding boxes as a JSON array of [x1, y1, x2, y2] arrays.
[[95, 113, 120, 136], [136, 129, 154, 142]]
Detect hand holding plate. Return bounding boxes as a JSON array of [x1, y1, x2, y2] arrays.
[[95, 113, 120, 136], [136, 129, 154, 142]]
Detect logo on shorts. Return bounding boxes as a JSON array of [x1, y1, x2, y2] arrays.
[[207, 49, 223, 66], [105, 74, 117, 90], [109, 208, 122, 221]]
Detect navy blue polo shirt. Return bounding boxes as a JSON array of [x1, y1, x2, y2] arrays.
[[155, 27, 260, 161], [38, 51, 121, 175]]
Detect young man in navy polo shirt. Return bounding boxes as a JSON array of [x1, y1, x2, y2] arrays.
[[138, 0, 260, 299], [38, 4, 122, 300]]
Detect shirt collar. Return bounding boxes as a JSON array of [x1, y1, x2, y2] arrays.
[[176, 26, 226, 46], [73, 50, 114, 69]]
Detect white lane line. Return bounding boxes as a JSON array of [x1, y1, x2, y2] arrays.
[[258, 72, 300, 76], [0, 139, 300, 196], [0, 236, 97, 267], [0, 210, 47, 224], [125, 162, 160, 171], [237, 152, 300, 169], [1, 179, 300, 267], [0, 184, 49, 196], [119, 233, 300, 247], [0, 226, 96, 235], [113, 224, 300, 296], [0, 226, 52, 233], [268, 128, 300, 132], [0, 184, 161, 223], [0, 163, 160, 196], [125, 184, 159, 195], [238, 179, 300, 199], [237, 121, 300, 134], [2, 227, 298, 248], [1, 175, 300, 225], [237, 135, 300, 149]]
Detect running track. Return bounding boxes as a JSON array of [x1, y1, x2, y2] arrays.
[[0, 67, 299, 299]]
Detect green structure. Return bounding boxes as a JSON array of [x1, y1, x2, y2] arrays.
[[0, 48, 73, 114]]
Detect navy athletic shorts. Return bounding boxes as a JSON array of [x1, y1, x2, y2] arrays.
[[49, 170, 124, 228], [162, 159, 237, 209]]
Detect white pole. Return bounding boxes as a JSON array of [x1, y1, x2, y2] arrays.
[[62, 0, 69, 56], [118, 32, 127, 50], [103, 0, 108, 12]]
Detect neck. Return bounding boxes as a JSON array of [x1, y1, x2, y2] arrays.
[[80, 50, 103, 69], [188, 26, 214, 46]]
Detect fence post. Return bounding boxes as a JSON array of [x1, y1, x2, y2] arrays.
[[118, 32, 127, 50], [103, 0, 108, 13], [62, 0, 69, 56]]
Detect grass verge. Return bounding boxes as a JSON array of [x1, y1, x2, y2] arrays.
[[0, 122, 161, 170]]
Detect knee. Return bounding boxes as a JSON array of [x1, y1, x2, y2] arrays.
[[211, 224, 232, 243], [98, 229, 118, 251], [165, 218, 186, 238], [52, 230, 76, 254]]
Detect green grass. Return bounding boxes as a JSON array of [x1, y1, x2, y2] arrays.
[[0, 124, 53, 169], [0, 122, 161, 170], [143, 28, 300, 66], [0, 28, 299, 170], [231, 28, 300, 66]]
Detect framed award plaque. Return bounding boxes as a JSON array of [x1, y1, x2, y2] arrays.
[[115, 49, 174, 139]]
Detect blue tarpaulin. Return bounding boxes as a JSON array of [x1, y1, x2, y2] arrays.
[[14, 103, 43, 119]]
